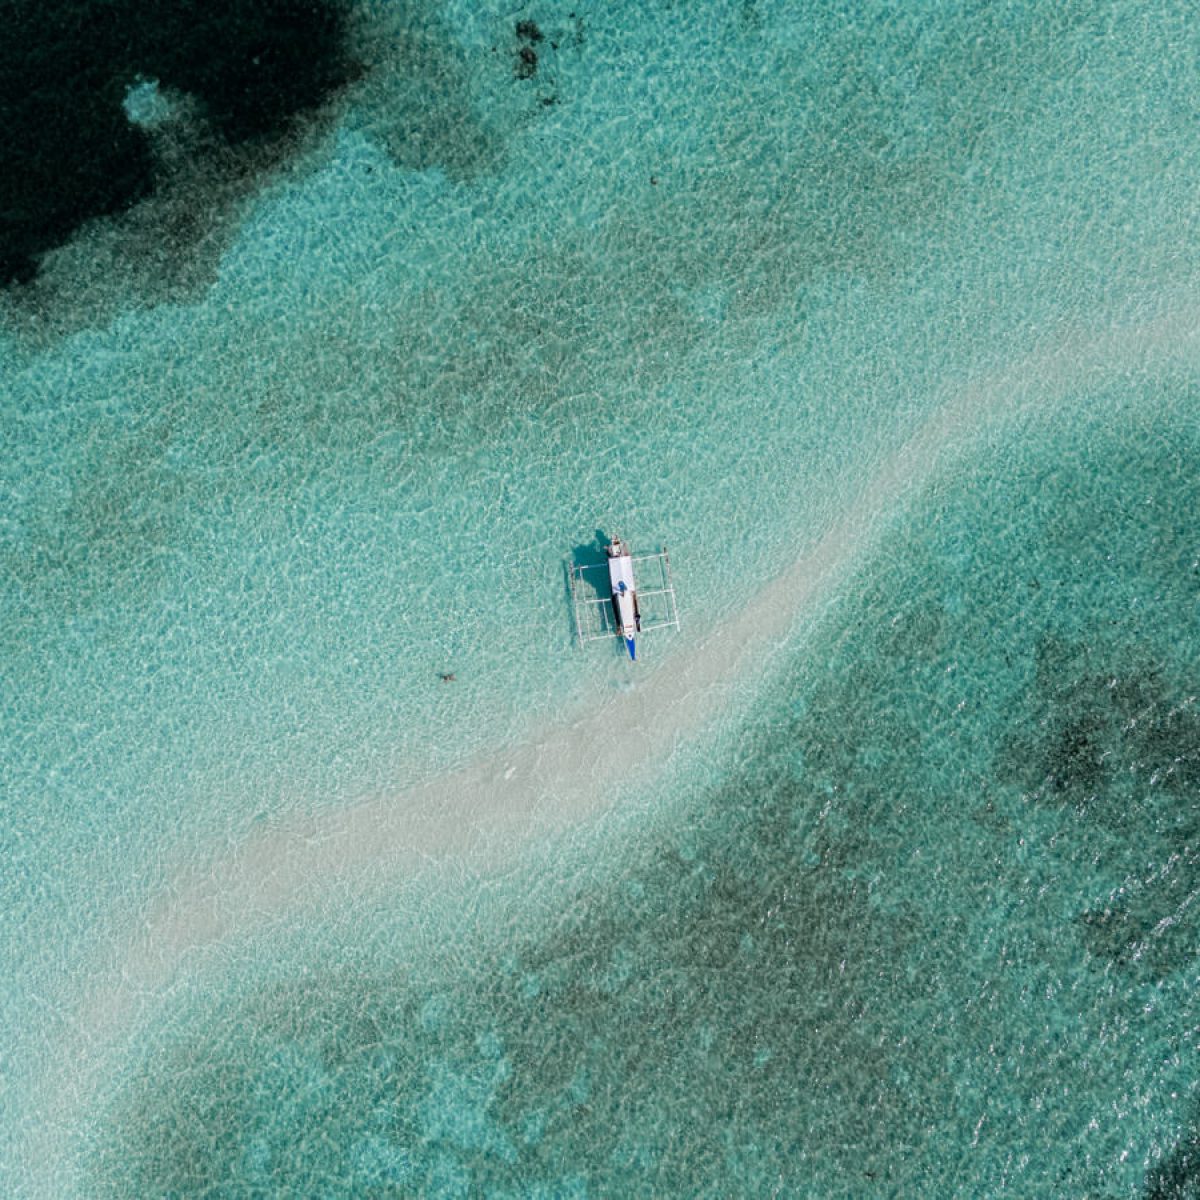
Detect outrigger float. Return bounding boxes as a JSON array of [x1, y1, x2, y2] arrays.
[[570, 536, 680, 661]]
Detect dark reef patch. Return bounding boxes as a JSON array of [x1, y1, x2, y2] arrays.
[[515, 44, 539, 80], [996, 636, 1200, 980], [1145, 1125, 1200, 1199], [1001, 637, 1200, 815], [513, 17, 543, 80], [0, 0, 361, 287], [507, 11, 581, 101]]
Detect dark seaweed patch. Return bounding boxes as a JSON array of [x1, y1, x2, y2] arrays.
[[514, 17, 542, 79], [1077, 848, 1200, 977], [1000, 637, 1200, 818], [1145, 1127, 1200, 1199], [996, 636, 1200, 979], [515, 45, 539, 79], [510, 11, 578, 98]]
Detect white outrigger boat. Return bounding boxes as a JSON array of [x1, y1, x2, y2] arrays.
[[569, 536, 680, 660]]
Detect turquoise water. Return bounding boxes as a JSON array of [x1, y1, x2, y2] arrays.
[[2, 0, 1199, 1195]]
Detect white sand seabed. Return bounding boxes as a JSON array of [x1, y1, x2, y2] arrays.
[[24, 300, 1200, 1192]]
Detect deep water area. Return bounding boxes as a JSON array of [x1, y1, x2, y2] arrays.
[[1, 0, 361, 285]]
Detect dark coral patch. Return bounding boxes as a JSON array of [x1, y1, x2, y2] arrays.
[[515, 45, 539, 79], [1008, 640, 1199, 818], [1144, 1128, 1200, 1199], [996, 636, 1200, 979]]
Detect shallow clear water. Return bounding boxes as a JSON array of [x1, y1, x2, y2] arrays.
[[2, 0, 1199, 1196]]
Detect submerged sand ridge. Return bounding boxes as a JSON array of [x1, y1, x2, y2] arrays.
[[147, 299, 1200, 935], [24, 299, 1200, 1194]]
